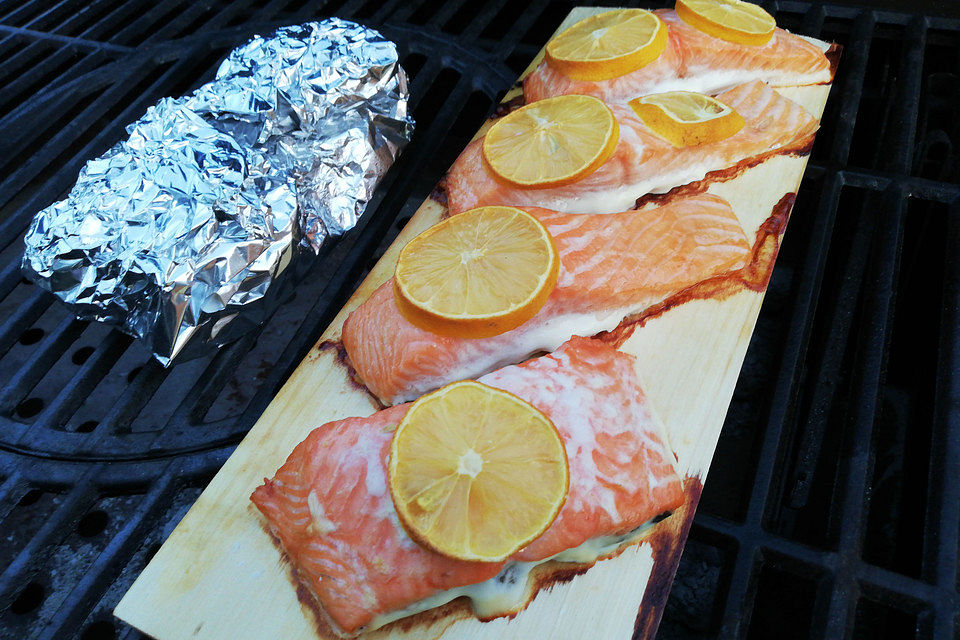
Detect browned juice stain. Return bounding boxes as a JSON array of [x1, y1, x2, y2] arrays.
[[429, 177, 448, 209], [316, 339, 386, 409], [599, 192, 797, 349], [633, 138, 813, 209], [742, 192, 795, 291], [248, 512, 337, 639], [494, 94, 525, 118], [634, 477, 703, 640]]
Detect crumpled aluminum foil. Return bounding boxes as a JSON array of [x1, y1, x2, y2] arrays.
[[22, 18, 414, 365]]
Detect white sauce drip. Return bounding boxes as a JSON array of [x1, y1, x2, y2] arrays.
[[365, 517, 666, 633]]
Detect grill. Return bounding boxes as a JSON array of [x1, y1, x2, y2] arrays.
[[0, 1, 958, 639]]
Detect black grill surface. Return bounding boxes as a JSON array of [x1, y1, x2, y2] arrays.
[[0, 1, 958, 639]]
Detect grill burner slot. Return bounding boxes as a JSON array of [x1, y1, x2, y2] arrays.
[[0, 1, 958, 639]]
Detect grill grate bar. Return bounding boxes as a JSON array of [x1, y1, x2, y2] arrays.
[[0, 471, 25, 524], [0, 259, 23, 298], [98, 0, 187, 46], [0, 39, 60, 85], [74, 0, 151, 42], [136, 1, 236, 47], [697, 512, 960, 611], [388, 0, 427, 25], [0, 313, 85, 416], [158, 333, 259, 431], [0, 58, 158, 207], [928, 198, 960, 629], [0, 46, 109, 120], [0, 0, 63, 26], [784, 188, 880, 510], [714, 165, 846, 635], [89, 360, 169, 438], [838, 188, 906, 543], [459, 0, 510, 40], [829, 11, 875, 166], [822, 188, 907, 638], [59, 0, 126, 39], [490, 0, 553, 64], [800, 1, 825, 34], [185, 0, 284, 36], [752, 171, 844, 514], [16, 331, 134, 444], [837, 169, 960, 201], [32, 467, 179, 640], [0, 469, 101, 598], [423, 0, 470, 31], [23, 0, 106, 37], [0, 287, 52, 358], [372, 0, 409, 23], [887, 16, 927, 175], [0, 23, 131, 53]]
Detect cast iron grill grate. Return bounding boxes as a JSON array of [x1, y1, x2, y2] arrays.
[[0, 1, 957, 639]]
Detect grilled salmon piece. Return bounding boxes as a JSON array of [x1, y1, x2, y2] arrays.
[[251, 337, 685, 635], [342, 194, 750, 405], [523, 9, 832, 104], [447, 80, 818, 215]]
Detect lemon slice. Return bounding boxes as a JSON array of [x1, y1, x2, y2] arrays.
[[545, 9, 668, 81], [629, 91, 746, 147], [393, 206, 559, 339], [388, 380, 569, 562], [676, 0, 776, 46], [482, 94, 619, 189]]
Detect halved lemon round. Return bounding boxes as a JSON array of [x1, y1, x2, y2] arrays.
[[545, 9, 668, 81], [629, 91, 746, 147], [388, 380, 569, 562], [393, 206, 559, 339], [482, 94, 619, 189], [676, 0, 776, 46]]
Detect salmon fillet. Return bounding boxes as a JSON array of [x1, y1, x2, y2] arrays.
[[251, 337, 685, 635], [524, 9, 832, 104], [447, 80, 818, 215], [342, 194, 749, 405]]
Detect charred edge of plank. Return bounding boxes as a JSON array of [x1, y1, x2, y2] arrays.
[[825, 42, 843, 82], [741, 192, 796, 292], [598, 192, 798, 348], [633, 477, 704, 639]]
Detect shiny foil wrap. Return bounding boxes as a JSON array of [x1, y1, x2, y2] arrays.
[[22, 19, 414, 365]]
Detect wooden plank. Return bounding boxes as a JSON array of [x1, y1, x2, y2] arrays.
[[115, 7, 835, 640]]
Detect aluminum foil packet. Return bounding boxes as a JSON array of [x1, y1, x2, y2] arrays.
[[22, 18, 414, 365]]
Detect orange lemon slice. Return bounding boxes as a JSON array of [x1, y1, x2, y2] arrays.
[[676, 0, 776, 46], [482, 94, 619, 189], [545, 9, 668, 81], [629, 91, 746, 147], [393, 206, 560, 339], [388, 380, 569, 562]]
